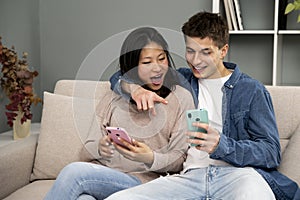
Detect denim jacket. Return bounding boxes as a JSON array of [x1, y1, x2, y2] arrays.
[[110, 62, 300, 199]]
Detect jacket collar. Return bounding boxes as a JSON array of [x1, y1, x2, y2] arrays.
[[223, 62, 241, 89]]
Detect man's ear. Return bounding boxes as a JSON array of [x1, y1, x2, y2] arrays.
[[220, 44, 229, 59]]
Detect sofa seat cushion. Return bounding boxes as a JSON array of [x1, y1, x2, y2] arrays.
[[3, 180, 54, 200]]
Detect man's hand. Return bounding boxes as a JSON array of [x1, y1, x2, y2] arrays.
[[186, 122, 220, 154], [130, 85, 168, 115], [113, 138, 154, 165]]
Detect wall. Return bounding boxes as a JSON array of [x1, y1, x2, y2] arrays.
[[39, 0, 210, 91], [0, 0, 41, 132], [0, 0, 211, 132]]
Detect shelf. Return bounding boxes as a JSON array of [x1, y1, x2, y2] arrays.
[[229, 30, 275, 34], [278, 30, 300, 34], [217, 0, 299, 86], [228, 35, 273, 85]]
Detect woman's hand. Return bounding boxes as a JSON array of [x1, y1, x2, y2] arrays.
[[114, 138, 154, 165], [98, 136, 114, 159]]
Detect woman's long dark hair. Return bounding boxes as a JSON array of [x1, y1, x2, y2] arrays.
[[119, 27, 179, 98]]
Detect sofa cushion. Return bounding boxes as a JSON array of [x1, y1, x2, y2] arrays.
[[54, 80, 111, 98], [266, 86, 300, 186], [31, 92, 99, 180], [3, 180, 54, 200], [266, 86, 300, 152], [278, 125, 300, 185], [0, 134, 38, 199]]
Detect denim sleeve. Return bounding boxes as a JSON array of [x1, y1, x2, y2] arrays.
[[109, 70, 121, 93], [109, 70, 132, 101], [210, 88, 281, 169]]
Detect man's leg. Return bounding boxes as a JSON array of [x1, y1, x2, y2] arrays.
[[106, 166, 275, 200], [106, 168, 209, 200], [44, 162, 141, 200], [210, 166, 275, 200]]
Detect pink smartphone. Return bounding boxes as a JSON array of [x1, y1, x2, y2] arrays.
[[105, 127, 133, 148]]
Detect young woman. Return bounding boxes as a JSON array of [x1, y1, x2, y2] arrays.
[[44, 27, 194, 200]]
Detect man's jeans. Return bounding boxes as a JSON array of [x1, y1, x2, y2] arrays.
[[44, 162, 142, 200], [106, 165, 275, 200]]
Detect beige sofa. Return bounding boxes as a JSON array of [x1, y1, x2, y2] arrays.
[[0, 80, 299, 200]]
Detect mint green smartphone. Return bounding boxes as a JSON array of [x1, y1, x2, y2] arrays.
[[186, 109, 209, 146]]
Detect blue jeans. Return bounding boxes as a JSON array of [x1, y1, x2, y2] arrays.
[[106, 166, 275, 200], [44, 162, 142, 200]]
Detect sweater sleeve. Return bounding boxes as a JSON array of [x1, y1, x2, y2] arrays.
[[80, 93, 113, 161]]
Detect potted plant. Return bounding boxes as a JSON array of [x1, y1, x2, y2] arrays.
[[0, 37, 41, 138], [285, 0, 300, 23]]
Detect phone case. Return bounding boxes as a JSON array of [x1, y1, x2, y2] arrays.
[[186, 109, 209, 146], [105, 127, 133, 147]]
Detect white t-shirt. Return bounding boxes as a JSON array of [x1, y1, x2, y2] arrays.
[[182, 74, 232, 172]]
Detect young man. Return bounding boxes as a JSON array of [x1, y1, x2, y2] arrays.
[[108, 12, 299, 200]]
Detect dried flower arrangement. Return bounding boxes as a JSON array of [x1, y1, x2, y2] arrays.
[[0, 37, 42, 127]]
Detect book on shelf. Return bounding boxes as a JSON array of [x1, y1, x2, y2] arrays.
[[227, 0, 238, 30], [233, 0, 244, 30], [212, 0, 220, 13], [278, 0, 287, 30], [223, 0, 233, 30]]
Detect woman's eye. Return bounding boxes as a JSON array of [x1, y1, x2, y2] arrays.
[[142, 61, 151, 64], [159, 57, 166, 61]]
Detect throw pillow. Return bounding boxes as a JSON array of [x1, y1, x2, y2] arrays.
[[31, 92, 99, 180]]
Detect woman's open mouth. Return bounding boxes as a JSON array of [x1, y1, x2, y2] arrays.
[[150, 74, 163, 85]]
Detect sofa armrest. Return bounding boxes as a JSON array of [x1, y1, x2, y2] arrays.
[[0, 133, 39, 199]]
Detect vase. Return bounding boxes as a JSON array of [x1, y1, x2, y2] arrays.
[[13, 111, 31, 140]]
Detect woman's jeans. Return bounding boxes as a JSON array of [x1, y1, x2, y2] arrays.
[[106, 165, 275, 200], [44, 162, 142, 200]]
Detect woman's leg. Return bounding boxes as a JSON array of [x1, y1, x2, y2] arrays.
[[44, 162, 141, 200], [77, 194, 97, 200]]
